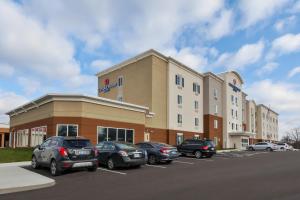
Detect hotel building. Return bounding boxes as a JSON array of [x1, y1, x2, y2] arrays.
[[6, 49, 279, 149]]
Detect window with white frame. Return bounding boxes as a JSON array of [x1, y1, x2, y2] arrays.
[[177, 95, 182, 105], [117, 76, 123, 87], [236, 110, 238, 118], [193, 83, 200, 94], [195, 118, 199, 126], [213, 88, 218, 99], [57, 124, 78, 137], [214, 120, 218, 129], [177, 114, 182, 124], [235, 97, 238, 106], [232, 123, 235, 130], [194, 101, 199, 110], [16, 129, 29, 147], [214, 137, 218, 146], [175, 75, 184, 87], [215, 105, 218, 114], [97, 127, 134, 144], [231, 95, 234, 104], [30, 126, 47, 147], [231, 109, 234, 118]]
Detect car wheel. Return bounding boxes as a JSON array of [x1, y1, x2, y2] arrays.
[[107, 158, 115, 170], [88, 165, 97, 172], [148, 155, 157, 165], [31, 156, 40, 169], [266, 147, 272, 152], [249, 147, 254, 151], [194, 151, 202, 159], [50, 159, 61, 176]]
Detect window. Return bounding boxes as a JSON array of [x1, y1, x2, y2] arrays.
[[194, 101, 199, 110], [30, 126, 47, 147], [231, 109, 234, 117], [117, 76, 123, 87], [177, 95, 182, 105], [236, 124, 238, 131], [215, 105, 218, 114], [231, 95, 234, 104], [214, 137, 218, 146], [195, 118, 199, 126], [232, 123, 234, 130], [236, 110, 238, 118], [193, 83, 200, 94], [16, 129, 29, 147], [97, 127, 135, 144], [214, 120, 218, 129], [213, 88, 218, 98], [57, 124, 78, 137], [241, 139, 249, 147], [175, 75, 184, 87], [235, 97, 238, 106], [177, 114, 182, 124]]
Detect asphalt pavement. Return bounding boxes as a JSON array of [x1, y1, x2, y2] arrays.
[[1, 151, 300, 200]]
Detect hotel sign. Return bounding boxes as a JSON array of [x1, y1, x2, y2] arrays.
[[229, 79, 241, 92], [98, 79, 117, 94]]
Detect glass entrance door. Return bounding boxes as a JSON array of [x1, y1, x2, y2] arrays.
[[176, 133, 184, 145]]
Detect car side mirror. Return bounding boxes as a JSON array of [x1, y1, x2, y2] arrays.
[[35, 145, 41, 150]]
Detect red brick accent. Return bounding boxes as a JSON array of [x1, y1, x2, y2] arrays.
[[203, 114, 223, 149]]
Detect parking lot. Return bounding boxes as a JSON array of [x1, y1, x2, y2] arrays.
[[1, 151, 300, 200]]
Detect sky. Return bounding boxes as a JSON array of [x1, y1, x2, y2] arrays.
[[0, 0, 300, 139]]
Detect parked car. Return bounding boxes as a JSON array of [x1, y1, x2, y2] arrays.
[[247, 142, 278, 151], [135, 142, 180, 164], [177, 139, 216, 159], [276, 143, 292, 151], [95, 141, 147, 169], [31, 136, 98, 176]]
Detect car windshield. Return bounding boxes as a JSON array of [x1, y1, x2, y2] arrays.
[[153, 143, 173, 148], [116, 143, 137, 150], [63, 140, 92, 148], [203, 140, 215, 147]]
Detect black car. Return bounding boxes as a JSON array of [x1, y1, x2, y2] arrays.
[[31, 136, 98, 176], [135, 142, 179, 164], [95, 141, 147, 170], [177, 139, 216, 159]]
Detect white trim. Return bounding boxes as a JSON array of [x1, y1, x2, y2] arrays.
[[56, 124, 79, 137]]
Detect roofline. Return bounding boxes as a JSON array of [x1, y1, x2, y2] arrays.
[[217, 70, 244, 84], [203, 72, 224, 83], [96, 49, 204, 78], [6, 93, 150, 117], [257, 104, 279, 115]]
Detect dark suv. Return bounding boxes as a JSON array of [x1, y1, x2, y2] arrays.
[[177, 139, 216, 159], [31, 136, 98, 176]]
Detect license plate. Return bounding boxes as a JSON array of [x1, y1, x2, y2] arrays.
[[171, 151, 177, 154], [133, 153, 141, 158], [75, 150, 90, 155], [73, 162, 93, 168]]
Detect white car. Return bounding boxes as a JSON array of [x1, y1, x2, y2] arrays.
[[247, 142, 278, 151], [276, 143, 292, 151]]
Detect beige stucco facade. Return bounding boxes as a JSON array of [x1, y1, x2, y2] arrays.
[[256, 104, 279, 141]]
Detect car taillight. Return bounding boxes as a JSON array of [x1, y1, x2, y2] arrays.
[[160, 147, 168, 154], [201, 146, 209, 150], [119, 150, 128, 157], [59, 147, 68, 157]]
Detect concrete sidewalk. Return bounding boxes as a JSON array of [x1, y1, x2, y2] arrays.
[[0, 161, 31, 168], [0, 165, 55, 194]]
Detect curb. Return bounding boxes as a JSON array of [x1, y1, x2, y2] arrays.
[[0, 161, 31, 168], [0, 180, 55, 195]]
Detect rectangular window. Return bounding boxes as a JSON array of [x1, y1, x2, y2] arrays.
[[193, 83, 200, 94], [57, 124, 78, 137], [236, 124, 238, 131], [117, 76, 123, 87], [181, 77, 184, 87], [197, 85, 200, 94], [215, 105, 218, 114], [193, 83, 196, 92], [231, 95, 234, 104], [108, 128, 117, 141], [175, 75, 184, 87], [213, 88, 218, 98], [232, 123, 234, 130], [117, 129, 125, 142], [126, 130, 134, 143], [177, 95, 182, 105], [235, 97, 238, 106], [177, 114, 182, 124], [98, 127, 107, 143], [214, 137, 218, 146], [194, 101, 199, 110], [195, 118, 199, 126], [231, 109, 234, 117], [214, 120, 218, 129], [236, 110, 238, 118]]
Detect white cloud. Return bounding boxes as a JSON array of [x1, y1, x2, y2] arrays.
[[245, 80, 300, 138], [17, 77, 41, 95], [214, 40, 265, 70], [205, 9, 234, 40], [0, 63, 14, 78], [268, 33, 300, 60], [90, 60, 114, 72], [288, 66, 300, 78], [239, 0, 291, 28], [256, 62, 279, 76], [274, 16, 296, 32], [0, 90, 28, 123]]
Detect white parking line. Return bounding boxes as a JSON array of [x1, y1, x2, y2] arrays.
[[173, 160, 194, 165], [97, 167, 127, 175], [145, 164, 167, 169]]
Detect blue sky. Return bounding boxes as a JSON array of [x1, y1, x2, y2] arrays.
[[0, 0, 300, 138]]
